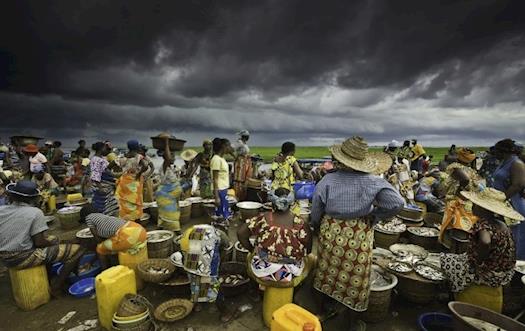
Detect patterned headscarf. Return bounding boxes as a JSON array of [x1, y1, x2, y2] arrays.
[[268, 190, 295, 211]]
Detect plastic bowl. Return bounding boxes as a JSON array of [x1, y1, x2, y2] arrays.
[[293, 181, 316, 200], [58, 253, 102, 283], [68, 277, 95, 298], [51, 262, 64, 276], [417, 312, 453, 331]]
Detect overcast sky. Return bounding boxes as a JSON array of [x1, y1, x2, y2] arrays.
[[1, 1, 525, 148]]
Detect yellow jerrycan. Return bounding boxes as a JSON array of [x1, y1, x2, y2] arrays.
[[9, 265, 50, 311], [95, 265, 137, 330], [271, 303, 322, 331], [118, 245, 148, 290]]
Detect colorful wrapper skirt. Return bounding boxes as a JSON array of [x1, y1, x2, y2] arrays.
[[0, 244, 82, 269], [313, 216, 374, 312], [115, 173, 144, 221]]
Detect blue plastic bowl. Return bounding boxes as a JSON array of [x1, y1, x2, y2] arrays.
[[293, 181, 316, 200], [418, 312, 453, 331], [57, 253, 102, 284], [51, 262, 64, 276], [68, 277, 95, 298]]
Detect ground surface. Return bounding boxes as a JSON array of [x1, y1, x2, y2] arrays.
[[0, 213, 453, 331]]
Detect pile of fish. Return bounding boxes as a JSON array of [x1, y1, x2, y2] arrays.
[[78, 262, 93, 274], [514, 261, 525, 274], [370, 269, 392, 288], [147, 232, 172, 242], [390, 244, 428, 259], [374, 218, 406, 234], [147, 267, 171, 275], [407, 227, 439, 237], [414, 263, 446, 281], [76, 228, 93, 238], [387, 262, 413, 273], [219, 274, 246, 286]]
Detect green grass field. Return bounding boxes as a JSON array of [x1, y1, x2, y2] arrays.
[[186, 146, 488, 163]]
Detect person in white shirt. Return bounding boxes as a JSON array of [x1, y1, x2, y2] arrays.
[[211, 138, 232, 222], [23, 144, 48, 174]]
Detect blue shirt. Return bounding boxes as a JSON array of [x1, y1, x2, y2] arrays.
[[310, 170, 404, 228]]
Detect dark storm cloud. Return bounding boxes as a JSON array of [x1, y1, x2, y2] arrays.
[[1, 0, 525, 146]]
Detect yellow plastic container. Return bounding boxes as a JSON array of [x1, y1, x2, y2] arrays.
[[9, 265, 50, 311], [263, 287, 294, 327], [271, 303, 322, 331], [67, 193, 83, 203], [118, 246, 148, 290], [96, 265, 137, 331], [48, 194, 57, 212]]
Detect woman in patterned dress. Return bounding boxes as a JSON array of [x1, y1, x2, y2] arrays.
[[233, 130, 252, 201], [438, 147, 484, 248], [440, 188, 523, 312], [190, 140, 213, 199], [115, 140, 153, 221], [271, 142, 304, 191], [310, 136, 403, 328], [237, 187, 312, 284]]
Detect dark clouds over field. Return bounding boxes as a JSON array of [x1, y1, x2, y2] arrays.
[[1, 0, 524, 147]]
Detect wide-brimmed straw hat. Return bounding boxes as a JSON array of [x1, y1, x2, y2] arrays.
[[6, 180, 40, 197], [329, 136, 393, 174], [180, 149, 198, 162], [461, 188, 524, 221]]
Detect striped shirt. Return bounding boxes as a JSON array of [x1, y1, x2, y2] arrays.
[[86, 213, 125, 238], [310, 170, 404, 228], [0, 203, 48, 251]]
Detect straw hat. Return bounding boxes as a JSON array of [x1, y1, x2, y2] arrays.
[[329, 136, 393, 174], [180, 149, 198, 162], [461, 188, 524, 221]]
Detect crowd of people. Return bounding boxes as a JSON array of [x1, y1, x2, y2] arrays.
[[0, 132, 524, 329]]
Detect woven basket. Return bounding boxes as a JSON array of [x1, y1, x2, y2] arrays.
[[116, 294, 148, 317], [179, 202, 191, 224], [234, 241, 249, 263], [151, 135, 186, 151], [397, 277, 439, 304], [146, 231, 174, 251], [137, 259, 176, 284], [190, 202, 204, 218], [220, 243, 234, 263], [57, 207, 81, 230], [407, 232, 439, 251], [424, 212, 443, 228], [111, 319, 151, 331], [415, 202, 427, 217], [398, 208, 423, 221], [219, 262, 251, 297], [362, 289, 393, 323], [147, 245, 173, 259], [154, 299, 193, 322], [374, 231, 401, 249]]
